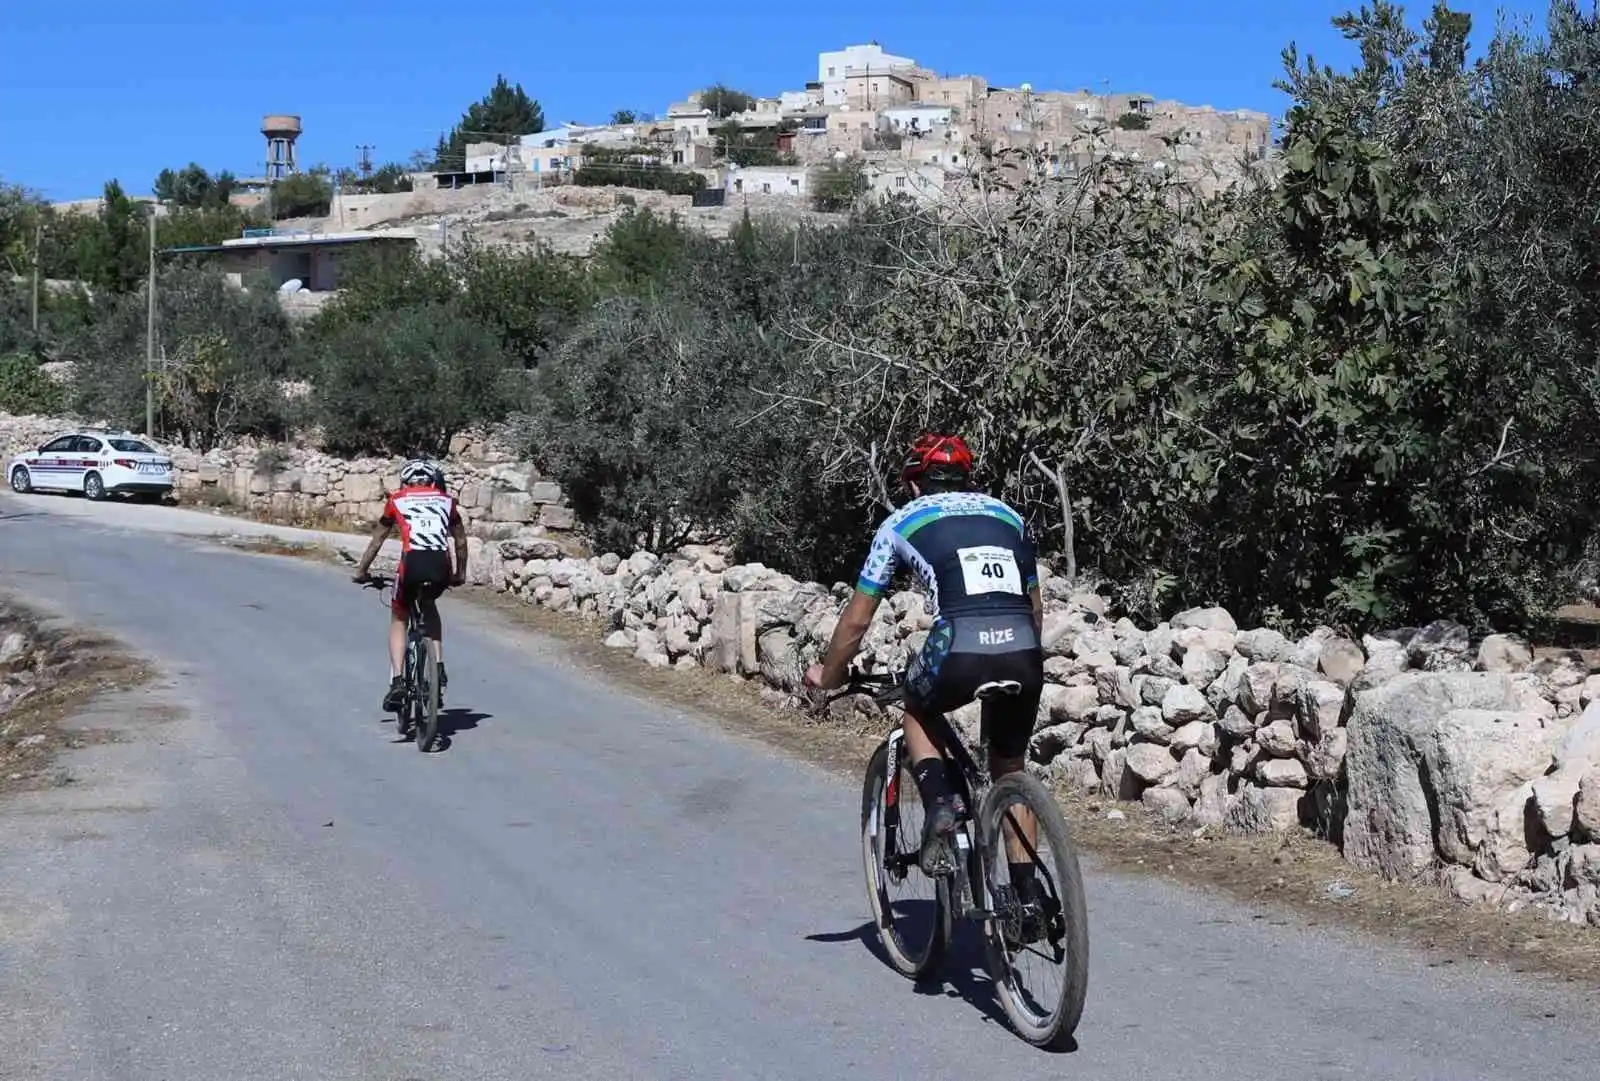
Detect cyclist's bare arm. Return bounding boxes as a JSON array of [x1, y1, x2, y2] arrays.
[[811, 589, 883, 690], [352, 520, 392, 580], [1030, 585, 1043, 636], [449, 515, 469, 585]]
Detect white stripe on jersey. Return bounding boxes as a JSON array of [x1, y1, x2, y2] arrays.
[[392, 491, 456, 552]]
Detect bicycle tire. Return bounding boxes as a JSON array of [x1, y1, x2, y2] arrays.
[[395, 634, 417, 738], [415, 639, 441, 753], [979, 772, 1089, 1050], [860, 738, 950, 980]]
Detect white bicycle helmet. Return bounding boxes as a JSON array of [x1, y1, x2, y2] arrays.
[[400, 458, 444, 489]]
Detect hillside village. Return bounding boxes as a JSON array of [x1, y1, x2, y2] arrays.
[[458, 42, 1274, 202], [42, 41, 1274, 308]]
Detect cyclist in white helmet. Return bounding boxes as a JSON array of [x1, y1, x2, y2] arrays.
[[352, 458, 468, 712]]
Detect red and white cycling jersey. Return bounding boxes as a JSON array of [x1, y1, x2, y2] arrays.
[[380, 485, 462, 553]]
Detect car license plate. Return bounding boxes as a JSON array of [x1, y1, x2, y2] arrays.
[[139, 463, 164, 474]]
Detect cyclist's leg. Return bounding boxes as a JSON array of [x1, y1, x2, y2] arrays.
[[412, 553, 450, 688], [383, 560, 411, 711], [980, 647, 1047, 899], [902, 623, 968, 871]]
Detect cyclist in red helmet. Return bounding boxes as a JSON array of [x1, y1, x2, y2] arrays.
[[804, 433, 1046, 903]]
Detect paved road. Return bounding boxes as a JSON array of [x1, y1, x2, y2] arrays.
[[1, 490, 1597, 1080]]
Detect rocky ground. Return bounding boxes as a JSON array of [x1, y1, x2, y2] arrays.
[[0, 597, 150, 797], [284, 182, 845, 257]]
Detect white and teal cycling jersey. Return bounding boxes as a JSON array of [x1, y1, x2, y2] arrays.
[[856, 491, 1039, 621]]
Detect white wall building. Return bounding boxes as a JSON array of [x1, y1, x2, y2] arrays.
[[726, 164, 809, 197], [818, 43, 916, 107], [863, 160, 947, 205], [669, 107, 714, 140], [879, 105, 955, 133]]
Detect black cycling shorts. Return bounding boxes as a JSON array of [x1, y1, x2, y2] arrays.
[[903, 612, 1044, 761], [393, 550, 450, 617]]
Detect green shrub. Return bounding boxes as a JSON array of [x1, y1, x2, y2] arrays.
[[0, 353, 64, 414], [313, 302, 513, 457]]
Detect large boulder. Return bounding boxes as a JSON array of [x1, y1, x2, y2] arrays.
[[1343, 672, 1566, 883]]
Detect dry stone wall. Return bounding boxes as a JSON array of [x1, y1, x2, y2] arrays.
[[0, 413, 577, 539], [5, 409, 1599, 926], [460, 536, 1600, 929]]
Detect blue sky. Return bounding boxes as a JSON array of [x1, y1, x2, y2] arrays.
[[0, 0, 1553, 201]]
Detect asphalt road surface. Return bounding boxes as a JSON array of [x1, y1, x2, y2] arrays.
[[2, 490, 1598, 1080]]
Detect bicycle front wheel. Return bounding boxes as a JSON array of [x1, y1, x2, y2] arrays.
[[979, 772, 1089, 1050], [415, 641, 441, 753], [861, 738, 950, 980]]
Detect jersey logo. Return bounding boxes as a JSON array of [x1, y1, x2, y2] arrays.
[[977, 626, 1017, 646]]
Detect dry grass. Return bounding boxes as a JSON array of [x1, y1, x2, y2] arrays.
[[0, 594, 154, 799], [174, 489, 367, 536]]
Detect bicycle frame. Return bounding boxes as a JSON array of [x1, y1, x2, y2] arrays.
[[829, 669, 1002, 923], [360, 574, 436, 711]]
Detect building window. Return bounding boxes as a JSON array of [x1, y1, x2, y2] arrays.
[[828, 66, 836, 76], [895, 176, 905, 187]]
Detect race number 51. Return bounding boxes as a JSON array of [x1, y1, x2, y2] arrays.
[[958, 546, 1023, 595]]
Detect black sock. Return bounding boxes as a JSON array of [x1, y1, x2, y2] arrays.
[[910, 757, 950, 810], [1008, 861, 1037, 894]]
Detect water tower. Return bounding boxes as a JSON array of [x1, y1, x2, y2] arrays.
[[262, 114, 302, 181]]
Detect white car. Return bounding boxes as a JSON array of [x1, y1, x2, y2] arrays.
[[7, 428, 176, 502]]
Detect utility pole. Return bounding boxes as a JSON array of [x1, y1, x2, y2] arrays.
[[357, 144, 374, 178], [145, 211, 156, 438], [30, 221, 41, 332]]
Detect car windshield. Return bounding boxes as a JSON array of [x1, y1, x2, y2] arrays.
[[107, 438, 155, 453]]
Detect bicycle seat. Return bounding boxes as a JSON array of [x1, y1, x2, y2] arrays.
[[974, 680, 1024, 699]]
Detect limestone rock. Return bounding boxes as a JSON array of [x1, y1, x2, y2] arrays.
[[1236, 663, 1279, 717], [1235, 627, 1292, 663], [1306, 728, 1349, 783], [1226, 785, 1304, 834], [1476, 633, 1533, 674], [1257, 720, 1298, 758], [1343, 671, 1565, 883], [1531, 768, 1584, 839], [1318, 636, 1366, 687], [1170, 606, 1237, 634], [1142, 787, 1193, 823], [1161, 683, 1212, 725], [1407, 620, 1472, 672], [1130, 706, 1174, 744], [1577, 768, 1600, 842], [1218, 704, 1256, 740], [1169, 720, 1219, 758], [1256, 758, 1309, 789], [1029, 722, 1087, 764], [1124, 743, 1178, 784]]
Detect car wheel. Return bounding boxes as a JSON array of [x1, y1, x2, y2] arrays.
[[8, 466, 31, 494], [83, 472, 106, 501]]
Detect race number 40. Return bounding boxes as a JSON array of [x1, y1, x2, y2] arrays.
[[958, 546, 1023, 596]]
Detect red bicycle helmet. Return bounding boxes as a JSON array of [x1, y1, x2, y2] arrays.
[[901, 433, 975, 484]]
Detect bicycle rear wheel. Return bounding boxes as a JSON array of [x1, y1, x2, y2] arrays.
[[395, 634, 418, 739], [415, 639, 441, 753], [860, 737, 950, 980], [979, 772, 1089, 1050]]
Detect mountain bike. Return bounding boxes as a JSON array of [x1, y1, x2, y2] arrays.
[[357, 573, 443, 753], [828, 666, 1090, 1050]]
